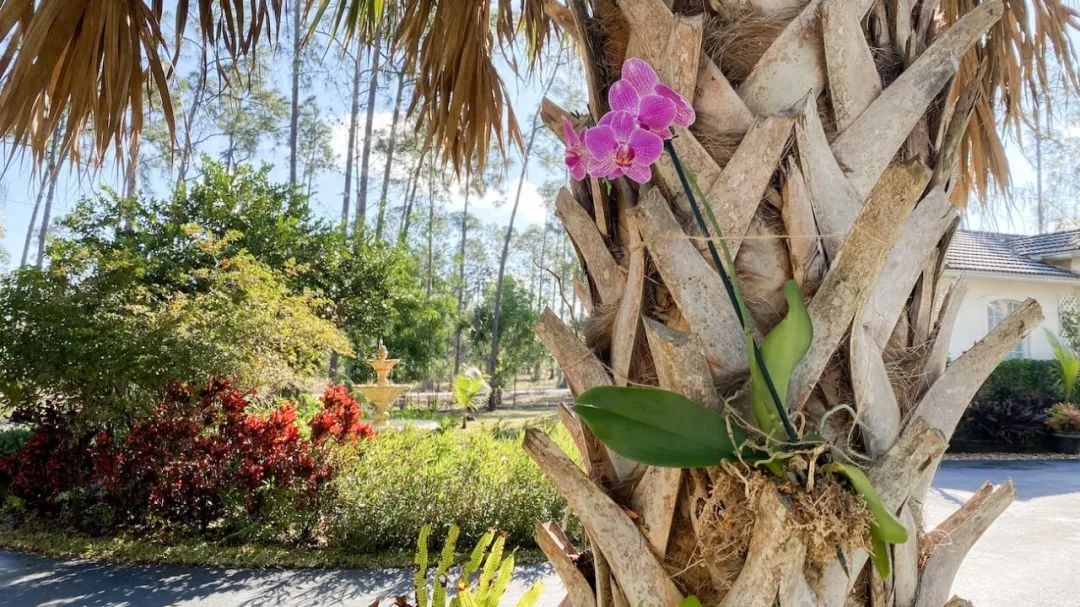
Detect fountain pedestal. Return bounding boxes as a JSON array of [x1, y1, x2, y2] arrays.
[[355, 344, 411, 429]]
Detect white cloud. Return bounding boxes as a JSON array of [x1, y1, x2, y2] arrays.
[[445, 176, 549, 229]]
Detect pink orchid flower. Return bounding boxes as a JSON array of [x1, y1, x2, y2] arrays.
[[609, 58, 696, 138], [584, 110, 663, 184], [562, 117, 591, 181]]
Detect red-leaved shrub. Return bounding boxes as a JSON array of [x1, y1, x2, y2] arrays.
[[0, 401, 96, 511], [308, 385, 375, 444], [91, 379, 337, 529]]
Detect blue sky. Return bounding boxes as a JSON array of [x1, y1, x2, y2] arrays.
[[0, 27, 1065, 269]]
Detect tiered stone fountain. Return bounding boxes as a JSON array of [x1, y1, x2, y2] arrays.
[[355, 344, 411, 429]]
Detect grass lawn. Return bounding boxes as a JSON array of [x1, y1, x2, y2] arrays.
[[0, 519, 545, 570]]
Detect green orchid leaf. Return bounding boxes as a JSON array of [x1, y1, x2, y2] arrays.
[[750, 280, 812, 441], [574, 386, 743, 468], [823, 462, 908, 577], [869, 533, 892, 579], [679, 597, 704, 607]]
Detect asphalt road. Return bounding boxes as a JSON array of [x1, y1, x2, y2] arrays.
[[2, 460, 1077, 607]]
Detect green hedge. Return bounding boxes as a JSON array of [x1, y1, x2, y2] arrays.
[[974, 359, 1060, 402], [331, 424, 574, 553], [953, 359, 1062, 452]]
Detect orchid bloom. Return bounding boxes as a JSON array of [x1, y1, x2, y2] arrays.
[[562, 117, 590, 181], [563, 58, 693, 184], [608, 58, 695, 138], [584, 110, 663, 184]]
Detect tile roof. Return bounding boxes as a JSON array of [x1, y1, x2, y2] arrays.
[[944, 230, 1080, 279], [1009, 229, 1080, 258]]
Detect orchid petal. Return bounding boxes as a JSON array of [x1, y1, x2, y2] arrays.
[[656, 84, 696, 127], [584, 124, 617, 157], [588, 155, 618, 179], [606, 111, 638, 142], [608, 80, 641, 114], [569, 161, 588, 181], [624, 161, 652, 184], [561, 116, 581, 146], [638, 94, 677, 133], [622, 58, 659, 96], [629, 128, 663, 166]]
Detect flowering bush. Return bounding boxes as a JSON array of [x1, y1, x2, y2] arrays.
[[1047, 402, 1080, 433], [563, 58, 695, 184], [308, 385, 375, 444]]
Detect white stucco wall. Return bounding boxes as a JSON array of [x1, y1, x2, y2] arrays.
[[943, 272, 1080, 360]]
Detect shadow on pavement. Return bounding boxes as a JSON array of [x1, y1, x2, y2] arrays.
[[934, 459, 1080, 501]]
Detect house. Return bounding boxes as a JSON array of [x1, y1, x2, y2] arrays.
[[944, 229, 1080, 360]]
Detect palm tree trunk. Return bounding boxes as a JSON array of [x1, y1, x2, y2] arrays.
[[376, 68, 407, 240], [342, 46, 363, 232], [527, 3, 1042, 606], [357, 24, 385, 234]]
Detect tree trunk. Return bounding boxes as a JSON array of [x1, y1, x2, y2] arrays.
[[488, 50, 562, 387], [357, 24, 385, 234], [399, 149, 426, 246], [425, 162, 436, 296], [376, 68, 407, 240], [288, 0, 301, 185], [527, 3, 1037, 606], [488, 124, 541, 385], [177, 51, 208, 186], [342, 46, 363, 232], [21, 169, 47, 267], [35, 128, 61, 269], [452, 186, 470, 377]]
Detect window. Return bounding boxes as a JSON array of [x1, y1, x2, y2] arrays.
[[988, 299, 1026, 359]]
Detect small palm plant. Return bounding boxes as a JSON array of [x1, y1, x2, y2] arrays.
[[1047, 330, 1080, 403], [1046, 332, 1080, 453], [404, 524, 542, 607], [452, 368, 489, 429]]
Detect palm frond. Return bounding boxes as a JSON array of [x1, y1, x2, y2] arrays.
[[943, 0, 1080, 204], [0, 0, 281, 169]]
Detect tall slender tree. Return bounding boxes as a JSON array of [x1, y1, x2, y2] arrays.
[[375, 66, 407, 240], [341, 45, 363, 232], [487, 47, 566, 393], [288, 0, 302, 184], [356, 23, 384, 233]]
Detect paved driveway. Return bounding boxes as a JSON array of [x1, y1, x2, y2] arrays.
[[1, 460, 1077, 606]]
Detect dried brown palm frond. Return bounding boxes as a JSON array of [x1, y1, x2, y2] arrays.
[[0, 0, 548, 177], [393, 0, 550, 175], [0, 0, 281, 169], [942, 0, 1080, 203]]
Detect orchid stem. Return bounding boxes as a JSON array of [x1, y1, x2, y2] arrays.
[[663, 139, 798, 444]]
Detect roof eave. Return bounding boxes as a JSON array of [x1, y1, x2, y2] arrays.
[[943, 268, 1080, 284]]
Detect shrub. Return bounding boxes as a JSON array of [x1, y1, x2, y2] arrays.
[[332, 423, 573, 553], [976, 359, 1060, 403], [92, 380, 338, 536], [309, 385, 374, 445], [1047, 403, 1080, 433], [0, 254, 351, 424], [0, 402, 96, 512], [958, 399, 1049, 447], [0, 426, 31, 457]]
